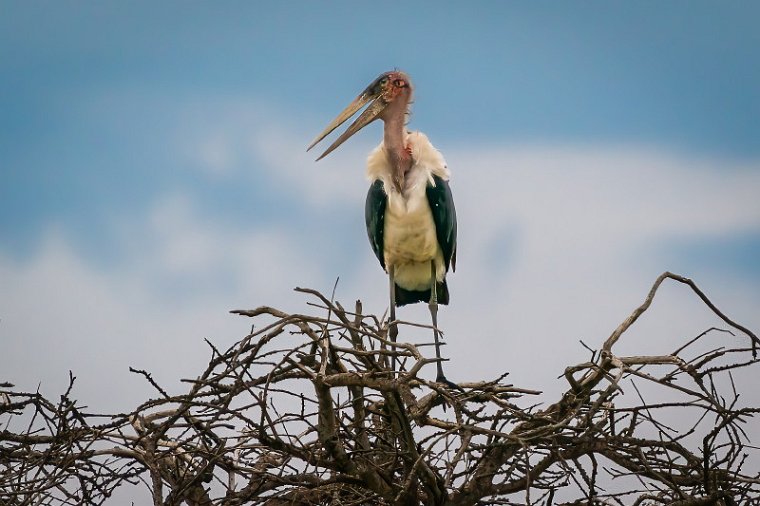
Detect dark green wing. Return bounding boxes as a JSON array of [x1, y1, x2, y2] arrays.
[[426, 175, 457, 272], [365, 179, 387, 269]]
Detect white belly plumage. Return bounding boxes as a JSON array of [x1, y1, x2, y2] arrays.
[[365, 130, 451, 292], [383, 191, 445, 291]]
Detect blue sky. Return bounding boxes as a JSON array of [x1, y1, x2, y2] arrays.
[[2, 2, 759, 420], [3, 2, 759, 252]]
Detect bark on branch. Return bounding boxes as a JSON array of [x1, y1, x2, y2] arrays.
[[2, 273, 759, 505]]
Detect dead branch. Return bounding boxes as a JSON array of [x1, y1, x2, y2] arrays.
[[2, 272, 759, 505]]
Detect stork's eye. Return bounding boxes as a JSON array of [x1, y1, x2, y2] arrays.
[[379, 77, 388, 86]]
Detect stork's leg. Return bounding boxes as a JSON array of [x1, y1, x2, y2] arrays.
[[388, 265, 398, 373], [428, 261, 450, 385]]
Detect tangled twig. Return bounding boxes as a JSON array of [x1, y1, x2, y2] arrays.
[[1, 273, 759, 505]]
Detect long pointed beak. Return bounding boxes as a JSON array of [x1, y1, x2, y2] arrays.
[[307, 91, 387, 161]]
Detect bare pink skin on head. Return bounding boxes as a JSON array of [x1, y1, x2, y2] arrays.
[[376, 71, 414, 192], [308, 69, 416, 191]]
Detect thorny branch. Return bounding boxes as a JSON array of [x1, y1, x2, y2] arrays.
[[1, 272, 759, 505]]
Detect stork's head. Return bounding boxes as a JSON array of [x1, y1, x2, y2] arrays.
[[307, 70, 413, 161]]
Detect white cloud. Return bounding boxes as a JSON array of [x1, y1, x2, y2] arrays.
[[249, 122, 375, 208], [0, 193, 328, 411], [437, 144, 760, 389], [196, 133, 236, 176], [1, 138, 758, 417], [170, 93, 381, 208], [149, 193, 224, 274]]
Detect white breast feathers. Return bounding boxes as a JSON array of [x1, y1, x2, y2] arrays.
[[365, 131, 451, 290]]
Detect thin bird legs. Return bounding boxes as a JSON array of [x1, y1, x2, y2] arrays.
[[388, 265, 399, 371], [387, 262, 455, 387], [428, 261, 453, 386]]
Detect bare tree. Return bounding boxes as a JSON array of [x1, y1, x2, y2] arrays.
[[2, 272, 759, 505]]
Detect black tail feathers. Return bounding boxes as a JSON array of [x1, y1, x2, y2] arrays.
[[395, 280, 449, 307]]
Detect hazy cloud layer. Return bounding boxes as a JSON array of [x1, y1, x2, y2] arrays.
[[3, 121, 758, 412]]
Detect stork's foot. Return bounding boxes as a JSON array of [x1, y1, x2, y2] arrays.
[[433, 375, 464, 413], [435, 375, 464, 392]]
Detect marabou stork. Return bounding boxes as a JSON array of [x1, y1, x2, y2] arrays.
[[308, 71, 457, 386]]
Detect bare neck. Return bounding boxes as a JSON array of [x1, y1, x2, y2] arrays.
[[382, 100, 412, 192]]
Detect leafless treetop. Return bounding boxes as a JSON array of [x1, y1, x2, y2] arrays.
[[2, 272, 759, 505]]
